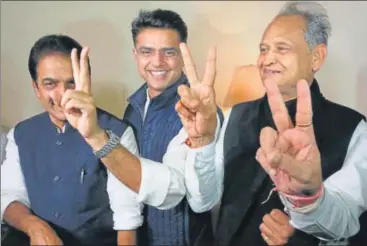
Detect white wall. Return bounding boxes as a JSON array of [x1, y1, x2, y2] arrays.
[[1, 1, 366, 127]]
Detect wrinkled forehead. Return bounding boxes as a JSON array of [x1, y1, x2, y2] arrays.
[[261, 15, 307, 45]]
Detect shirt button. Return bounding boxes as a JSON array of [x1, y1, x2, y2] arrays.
[[54, 212, 61, 218], [56, 141, 62, 145], [54, 176, 60, 181]]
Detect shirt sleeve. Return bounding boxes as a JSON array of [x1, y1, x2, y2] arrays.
[[1, 128, 30, 222], [283, 120, 367, 241], [184, 112, 227, 213], [138, 112, 226, 211], [106, 126, 144, 230]]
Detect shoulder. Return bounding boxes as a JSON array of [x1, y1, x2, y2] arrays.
[[14, 112, 49, 140]]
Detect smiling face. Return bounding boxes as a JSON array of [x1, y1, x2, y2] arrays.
[[257, 15, 318, 100], [32, 53, 75, 127], [133, 27, 184, 98]]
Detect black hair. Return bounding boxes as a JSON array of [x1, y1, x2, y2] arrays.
[[131, 9, 188, 45], [28, 34, 90, 82]]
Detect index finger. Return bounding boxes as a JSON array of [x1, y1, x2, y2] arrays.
[[264, 80, 293, 133], [296, 80, 313, 133], [180, 42, 199, 85], [79, 47, 91, 94], [71, 48, 80, 87], [202, 46, 216, 86]]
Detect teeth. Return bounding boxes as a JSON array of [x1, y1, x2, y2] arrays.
[[265, 70, 279, 75], [151, 71, 167, 76]]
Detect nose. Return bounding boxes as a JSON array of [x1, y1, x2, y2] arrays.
[[58, 81, 68, 95], [260, 50, 276, 67], [50, 82, 68, 106], [151, 51, 165, 66]]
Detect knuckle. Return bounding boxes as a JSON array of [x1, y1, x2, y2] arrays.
[[270, 209, 280, 216], [263, 214, 270, 222]]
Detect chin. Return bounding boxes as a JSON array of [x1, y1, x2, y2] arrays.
[[49, 110, 67, 121], [148, 79, 171, 90]]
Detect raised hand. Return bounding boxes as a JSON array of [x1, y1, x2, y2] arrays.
[[175, 43, 217, 148], [60, 47, 102, 140], [260, 209, 294, 245], [256, 79, 322, 196]]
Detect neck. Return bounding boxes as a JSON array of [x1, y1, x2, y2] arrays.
[[49, 115, 66, 132], [147, 88, 163, 99], [281, 78, 314, 102]]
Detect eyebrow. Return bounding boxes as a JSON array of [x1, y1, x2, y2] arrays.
[[42, 77, 58, 83], [161, 47, 178, 52], [274, 41, 293, 47], [138, 46, 178, 51], [41, 77, 74, 83], [259, 41, 293, 48]]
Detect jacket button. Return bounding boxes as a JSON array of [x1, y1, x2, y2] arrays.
[[54, 176, 60, 181], [56, 141, 62, 145], [54, 212, 61, 218]]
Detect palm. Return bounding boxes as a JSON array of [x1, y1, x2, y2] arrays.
[[65, 109, 94, 137], [61, 47, 99, 139], [258, 79, 322, 196], [180, 83, 216, 138], [269, 128, 321, 194], [177, 43, 217, 143]]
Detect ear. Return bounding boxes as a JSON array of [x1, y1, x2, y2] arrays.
[[311, 44, 327, 73], [32, 80, 41, 98]]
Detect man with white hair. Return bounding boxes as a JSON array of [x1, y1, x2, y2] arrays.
[[175, 1, 366, 245]]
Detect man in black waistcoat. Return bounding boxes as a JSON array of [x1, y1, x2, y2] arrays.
[[176, 1, 366, 246], [256, 66, 367, 246]]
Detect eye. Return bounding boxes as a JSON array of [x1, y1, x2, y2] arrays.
[[164, 50, 178, 57], [277, 46, 290, 53], [44, 81, 56, 89], [259, 47, 268, 53], [139, 49, 153, 56]]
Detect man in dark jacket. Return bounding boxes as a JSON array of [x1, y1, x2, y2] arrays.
[[123, 9, 223, 246]]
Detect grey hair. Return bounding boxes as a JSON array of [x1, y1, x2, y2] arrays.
[[277, 1, 332, 49]]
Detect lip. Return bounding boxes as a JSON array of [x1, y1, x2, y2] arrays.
[[263, 68, 281, 77], [148, 70, 169, 77]]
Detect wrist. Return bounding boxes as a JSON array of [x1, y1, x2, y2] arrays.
[[85, 128, 108, 151], [21, 215, 48, 236], [281, 185, 324, 208], [186, 135, 214, 148]]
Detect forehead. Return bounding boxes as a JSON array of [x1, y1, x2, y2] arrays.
[[37, 53, 73, 80], [261, 15, 307, 45], [135, 28, 181, 48]]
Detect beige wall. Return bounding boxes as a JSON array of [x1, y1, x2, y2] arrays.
[[1, 1, 366, 128]]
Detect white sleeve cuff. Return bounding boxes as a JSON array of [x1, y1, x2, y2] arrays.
[[186, 112, 220, 164], [112, 212, 143, 231], [107, 170, 143, 231]]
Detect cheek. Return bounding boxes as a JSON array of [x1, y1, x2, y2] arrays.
[[138, 60, 150, 72], [167, 59, 183, 72], [279, 55, 296, 72], [257, 55, 265, 67]]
